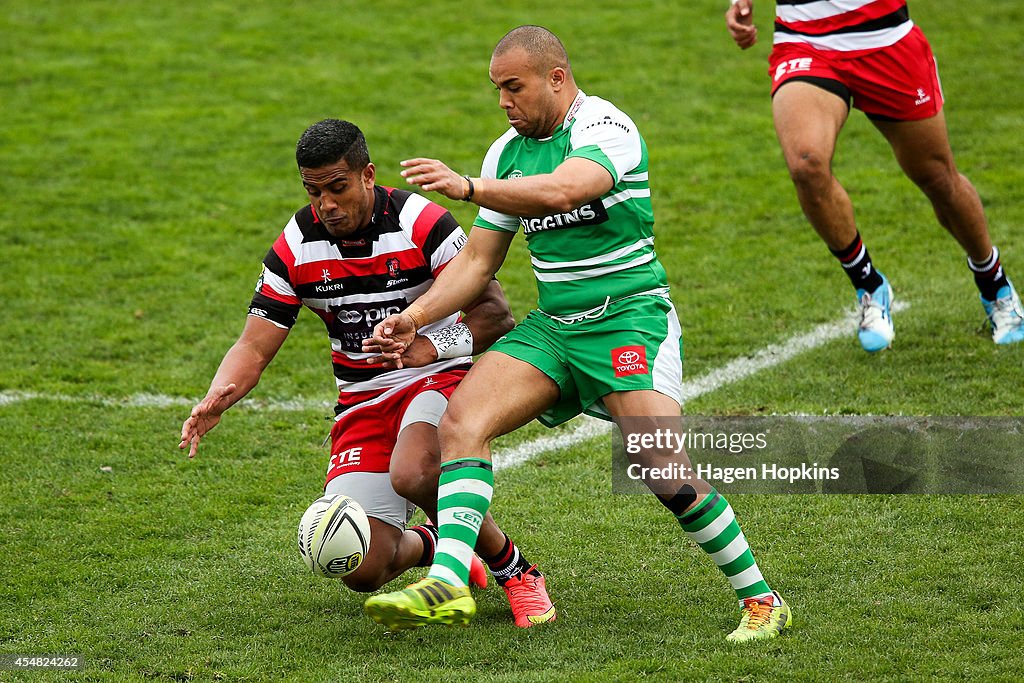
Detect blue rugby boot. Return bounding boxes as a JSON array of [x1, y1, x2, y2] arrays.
[[981, 282, 1024, 345], [856, 273, 895, 352]]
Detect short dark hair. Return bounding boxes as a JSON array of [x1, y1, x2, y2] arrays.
[[295, 119, 371, 170]]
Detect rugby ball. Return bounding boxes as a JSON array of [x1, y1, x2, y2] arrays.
[[297, 494, 370, 578]]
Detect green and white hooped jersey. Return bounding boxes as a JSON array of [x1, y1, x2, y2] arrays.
[[473, 91, 669, 317]]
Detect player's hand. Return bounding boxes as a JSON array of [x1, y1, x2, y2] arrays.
[[361, 342, 408, 368], [178, 383, 237, 458], [726, 0, 757, 50], [362, 313, 419, 369], [364, 336, 438, 370], [400, 158, 472, 201]]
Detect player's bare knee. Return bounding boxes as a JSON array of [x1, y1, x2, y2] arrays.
[[787, 151, 831, 193], [437, 410, 462, 448], [438, 405, 488, 453], [909, 164, 957, 201], [390, 455, 436, 501]]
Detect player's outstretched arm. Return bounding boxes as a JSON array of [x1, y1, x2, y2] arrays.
[[402, 156, 613, 218], [726, 0, 758, 49], [398, 157, 474, 202], [178, 316, 289, 458], [179, 383, 239, 459]]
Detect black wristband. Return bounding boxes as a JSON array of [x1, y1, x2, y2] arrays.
[[461, 175, 475, 201]]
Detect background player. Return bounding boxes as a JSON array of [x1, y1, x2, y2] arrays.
[[726, 0, 1024, 350], [178, 119, 553, 627], [362, 26, 790, 642]]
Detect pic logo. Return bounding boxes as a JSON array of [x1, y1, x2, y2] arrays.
[[612, 345, 648, 377], [334, 309, 362, 324]]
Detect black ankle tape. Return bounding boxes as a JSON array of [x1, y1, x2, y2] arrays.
[[679, 490, 721, 524], [440, 458, 493, 473], [661, 484, 697, 516]]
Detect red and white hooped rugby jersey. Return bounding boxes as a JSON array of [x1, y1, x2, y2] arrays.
[[248, 186, 470, 413], [774, 0, 913, 52]]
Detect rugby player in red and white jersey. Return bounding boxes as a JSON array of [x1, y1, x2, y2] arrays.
[[179, 119, 554, 627], [726, 0, 1024, 349]]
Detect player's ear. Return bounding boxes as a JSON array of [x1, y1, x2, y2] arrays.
[[550, 66, 566, 90], [362, 162, 376, 187]]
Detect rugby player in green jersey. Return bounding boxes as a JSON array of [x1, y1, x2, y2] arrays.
[[362, 25, 790, 642]]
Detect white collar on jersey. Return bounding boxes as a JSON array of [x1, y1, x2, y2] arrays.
[[563, 89, 587, 128]]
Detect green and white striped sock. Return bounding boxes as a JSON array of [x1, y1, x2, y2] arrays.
[[677, 488, 772, 602], [428, 458, 493, 588]]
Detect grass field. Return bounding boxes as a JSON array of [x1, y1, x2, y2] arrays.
[[2, 1, 1023, 680]]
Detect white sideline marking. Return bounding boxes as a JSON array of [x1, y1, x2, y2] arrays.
[[0, 302, 908, 472], [492, 418, 613, 472], [0, 390, 331, 412], [678, 300, 909, 404]]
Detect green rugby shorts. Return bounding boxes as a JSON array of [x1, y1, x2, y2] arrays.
[[488, 294, 684, 427]]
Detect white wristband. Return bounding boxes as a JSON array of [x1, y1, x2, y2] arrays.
[[423, 322, 474, 360]]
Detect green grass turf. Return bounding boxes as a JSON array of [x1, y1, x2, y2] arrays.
[[2, 404, 1022, 681], [2, 0, 1023, 680]]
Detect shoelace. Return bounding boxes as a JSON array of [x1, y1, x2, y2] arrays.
[[991, 294, 1024, 322], [858, 292, 886, 329], [505, 566, 549, 612], [740, 598, 774, 630]]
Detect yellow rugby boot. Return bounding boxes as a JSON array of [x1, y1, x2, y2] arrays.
[[364, 577, 476, 630], [726, 591, 792, 643]]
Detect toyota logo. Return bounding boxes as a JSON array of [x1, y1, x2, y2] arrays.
[[335, 310, 362, 324], [618, 350, 640, 365]]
